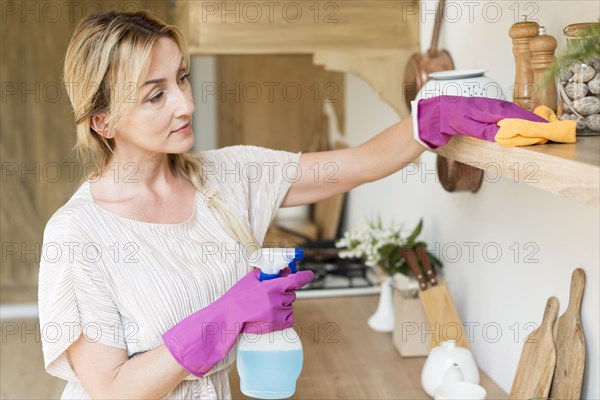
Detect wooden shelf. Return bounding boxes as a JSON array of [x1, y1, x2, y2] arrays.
[[230, 295, 507, 399], [433, 136, 600, 208], [176, 1, 420, 119]]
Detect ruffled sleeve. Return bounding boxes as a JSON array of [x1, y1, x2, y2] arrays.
[[38, 211, 127, 382]]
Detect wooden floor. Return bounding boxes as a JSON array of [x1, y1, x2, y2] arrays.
[[1, 296, 507, 399]]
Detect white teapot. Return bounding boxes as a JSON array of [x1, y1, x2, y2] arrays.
[[421, 340, 480, 398]]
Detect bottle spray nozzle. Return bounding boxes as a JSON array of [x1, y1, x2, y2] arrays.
[[249, 248, 304, 281]]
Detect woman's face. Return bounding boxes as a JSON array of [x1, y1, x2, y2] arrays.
[[108, 37, 196, 158]]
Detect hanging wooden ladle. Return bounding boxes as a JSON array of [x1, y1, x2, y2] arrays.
[[436, 156, 484, 193], [402, 0, 484, 193], [403, 0, 455, 111]]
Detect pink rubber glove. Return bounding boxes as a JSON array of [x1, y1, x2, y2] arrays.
[[162, 268, 314, 377], [411, 95, 548, 149]]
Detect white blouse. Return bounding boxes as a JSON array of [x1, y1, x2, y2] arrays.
[[37, 145, 302, 399]]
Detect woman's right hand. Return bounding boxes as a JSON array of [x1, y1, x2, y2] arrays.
[[162, 267, 314, 378], [231, 268, 314, 331]]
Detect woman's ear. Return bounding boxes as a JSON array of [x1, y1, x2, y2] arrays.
[[90, 113, 114, 139]]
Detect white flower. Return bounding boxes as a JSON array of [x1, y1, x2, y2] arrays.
[[335, 216, 411, 270]]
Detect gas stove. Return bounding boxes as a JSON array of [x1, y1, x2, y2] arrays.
[[296, 258, 380, 298]]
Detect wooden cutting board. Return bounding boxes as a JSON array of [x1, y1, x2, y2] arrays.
[[509, 296, 559, 400], [550, 268, 586, 400]]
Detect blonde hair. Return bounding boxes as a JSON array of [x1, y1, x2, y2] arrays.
[[63, 10, 260, 255]]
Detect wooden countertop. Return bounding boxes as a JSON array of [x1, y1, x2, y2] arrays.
[[230, 295, 507, 399]]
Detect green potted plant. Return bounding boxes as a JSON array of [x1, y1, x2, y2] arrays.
[[335, 216, 442, 282], [335, 217, 443, 333]]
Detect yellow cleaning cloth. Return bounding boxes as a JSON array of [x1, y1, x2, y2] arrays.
[[495, 105, 576, 146]]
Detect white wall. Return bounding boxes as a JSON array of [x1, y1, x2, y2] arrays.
[[344, 1, 599, 398], [188, 4, 599, 396]]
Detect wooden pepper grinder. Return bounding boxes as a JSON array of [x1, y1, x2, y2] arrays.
[[530, 26, 558, 112], [509, 15, 540, 110]]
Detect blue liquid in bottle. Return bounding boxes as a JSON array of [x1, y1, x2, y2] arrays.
[[237, 328, 303, 399]]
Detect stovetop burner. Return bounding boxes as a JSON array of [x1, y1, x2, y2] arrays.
[[288, 244, 380, 298], [298, 258, 378, 296]]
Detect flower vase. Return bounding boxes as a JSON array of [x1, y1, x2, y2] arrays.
[[368, 275, 394, 332]]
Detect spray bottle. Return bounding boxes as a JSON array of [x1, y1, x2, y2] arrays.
[[236, 247, 305, 399]]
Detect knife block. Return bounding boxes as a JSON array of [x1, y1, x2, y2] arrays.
[[392, 287, 430, 357]]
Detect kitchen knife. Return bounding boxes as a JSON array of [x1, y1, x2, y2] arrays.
[[400, 247, 427, 291], [416, 245, 438, 287]]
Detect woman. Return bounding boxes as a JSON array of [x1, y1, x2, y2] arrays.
[[38, 10, 425, 400]]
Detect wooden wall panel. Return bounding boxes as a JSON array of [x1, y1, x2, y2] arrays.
[[217, 54, 345, 152], [1, 1, 172, 303], [217, 55, 346, 243]]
